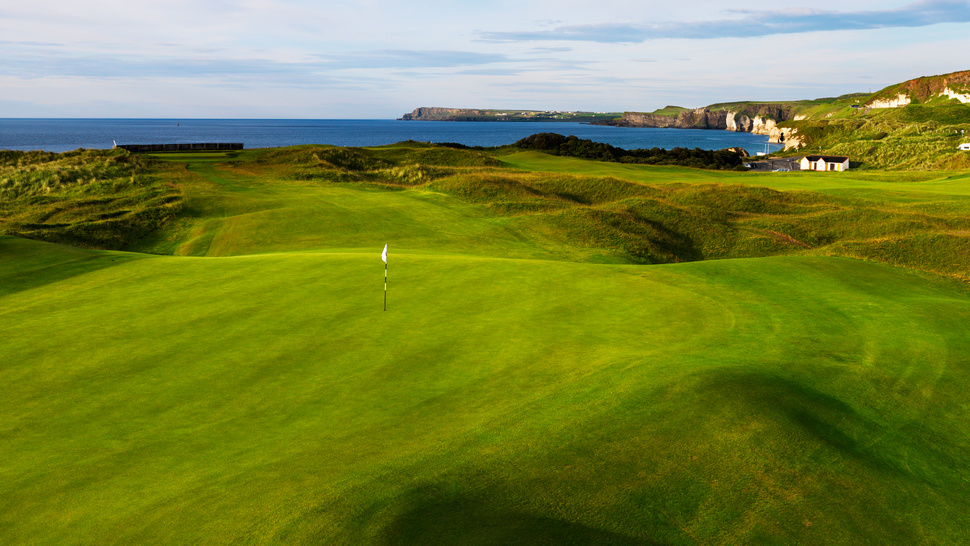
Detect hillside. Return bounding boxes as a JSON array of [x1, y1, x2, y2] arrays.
[[769, 70, 970, 169], [866, 70, 970, 107], [0, 149, 182, 248], [544, 70, 970, 169], [3, 145, 970, 544]]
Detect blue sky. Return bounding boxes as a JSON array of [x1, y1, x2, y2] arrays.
[[1, 0, 968, 118]]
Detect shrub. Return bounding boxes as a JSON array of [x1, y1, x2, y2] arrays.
[[514, 134, 745, 170]]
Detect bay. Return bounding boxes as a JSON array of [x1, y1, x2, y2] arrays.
[[0, 118, 784, 155]]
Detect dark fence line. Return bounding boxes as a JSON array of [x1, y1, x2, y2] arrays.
[[114, 143, 244, 152]]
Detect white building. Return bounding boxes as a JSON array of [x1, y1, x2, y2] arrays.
[[958, 143, 970, 151], [799, 155, 851, 172]]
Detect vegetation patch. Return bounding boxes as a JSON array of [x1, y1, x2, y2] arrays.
[[514, 133, 746, 170], [773, 73, 970, 170], [0, 149, 182, 249], [646, 105, 690, 117], [7, 144, 970, 280]]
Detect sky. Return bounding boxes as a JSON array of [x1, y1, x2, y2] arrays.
[[1, 0, 968, 118]]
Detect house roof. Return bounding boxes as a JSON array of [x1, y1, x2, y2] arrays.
[[802, 155, 849, 162]]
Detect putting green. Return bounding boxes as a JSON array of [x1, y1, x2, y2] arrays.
[[3, 232, 969, 544]]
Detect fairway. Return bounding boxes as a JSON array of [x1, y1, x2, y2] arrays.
[[3, 148, 970, 544]]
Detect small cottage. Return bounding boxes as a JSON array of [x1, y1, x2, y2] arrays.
[[799, 155, 850, 172], [959, 143, 970, 151]]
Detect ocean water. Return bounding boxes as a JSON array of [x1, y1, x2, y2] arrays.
[[0, 118, 784, 155]]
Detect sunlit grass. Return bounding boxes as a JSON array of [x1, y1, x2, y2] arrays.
[[3, 146, 970, 544]]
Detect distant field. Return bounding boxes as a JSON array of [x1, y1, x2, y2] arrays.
[[500, 150, 970, 194], [2, 145, 970, 544]]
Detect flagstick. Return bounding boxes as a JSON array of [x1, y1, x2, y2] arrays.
[[381, 243, 388, 311]]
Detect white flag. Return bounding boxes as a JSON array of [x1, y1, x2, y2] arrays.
[[381, 244, 387, 264]]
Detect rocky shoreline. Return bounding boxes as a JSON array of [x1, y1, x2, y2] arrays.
[[400, 104, 803, 148], [592, 104, 801, 147]]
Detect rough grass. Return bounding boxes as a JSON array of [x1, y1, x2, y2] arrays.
[[0, 149, 182, 248], [500, 150, 970, 278], [9, 144, 969, 279], [779, 101, 970, 170]]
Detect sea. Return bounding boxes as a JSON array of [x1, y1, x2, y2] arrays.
[[0, 118, 784, 155]]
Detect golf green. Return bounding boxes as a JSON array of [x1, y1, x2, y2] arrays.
[[3, 149, 970, 544]]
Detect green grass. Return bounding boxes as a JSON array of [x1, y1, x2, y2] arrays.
[[499, 151, 970, 276], [0, 149, 182, 248], [3, 146, 970, 544], [646, 105, 689, 117], [777, 100, 970, 170]]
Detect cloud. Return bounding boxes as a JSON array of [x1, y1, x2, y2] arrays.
[[0, 53, 312, 80], [479, 0, 970, 43], [527, 47, 573, 54], [454, 68, 528, 76], [0, 46, 514, 83], [0, 40, 63, 47], [311, 50, 511, 70]]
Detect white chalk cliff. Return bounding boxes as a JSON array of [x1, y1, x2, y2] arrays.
[[868, 93, 912, 108], [943, 87, 970, 104]]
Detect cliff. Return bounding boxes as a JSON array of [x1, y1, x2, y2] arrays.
[[866, 70, 970, 107], [602, 104, 799, 144], [400, 107, 486, 121]]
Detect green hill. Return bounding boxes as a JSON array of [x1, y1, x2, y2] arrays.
[[774, 70, 970, 169], [591, 70, 969, 170], [2, 145, 970, 544]]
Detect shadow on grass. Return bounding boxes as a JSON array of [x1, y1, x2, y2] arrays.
[[701, 371, 908, 477], [0, 235, 142, 297], [377, 486, 655, 546]]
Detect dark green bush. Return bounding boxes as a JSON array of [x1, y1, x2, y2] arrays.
[[514, 133, 745, 170]]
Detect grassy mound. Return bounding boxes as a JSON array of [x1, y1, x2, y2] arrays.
[[500, 151, 970, 278], [0, 149, 182, 248], [5, 144, 970, 276]]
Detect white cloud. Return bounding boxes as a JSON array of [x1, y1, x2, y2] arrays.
[[479, 0, 970, 42]]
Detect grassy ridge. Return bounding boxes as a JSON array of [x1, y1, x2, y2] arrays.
[[5, 144, 970, 277], [868, 71, 970, 105], [144, 147, 970, 279], [0, 149, 182, 248], [500, 151, 970, 279]]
